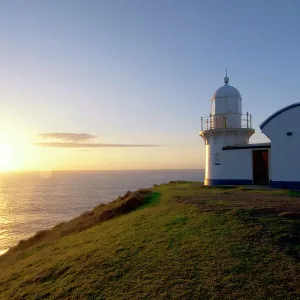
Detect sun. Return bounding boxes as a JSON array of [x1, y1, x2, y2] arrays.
[[0, 143, 15, 171]]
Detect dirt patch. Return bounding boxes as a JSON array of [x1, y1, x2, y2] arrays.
[[174, 187, 300, 215]]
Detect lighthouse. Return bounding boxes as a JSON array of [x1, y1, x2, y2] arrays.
[[200, 72, 255, 185]]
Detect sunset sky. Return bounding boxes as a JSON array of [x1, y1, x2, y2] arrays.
[[0, 0, 300, 171]]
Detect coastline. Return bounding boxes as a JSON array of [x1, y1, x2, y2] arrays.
[[2, 182, 300, 299], [0, 169, 204, 254]]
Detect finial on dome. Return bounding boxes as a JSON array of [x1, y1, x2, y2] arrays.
[[224, 68, 229, 84]]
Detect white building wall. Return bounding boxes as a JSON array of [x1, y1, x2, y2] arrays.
[[261, 105, 300, 187], [218, 149, 252, 180], [202, 130, 254, 185]]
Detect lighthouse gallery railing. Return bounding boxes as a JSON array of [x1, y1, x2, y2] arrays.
[[201, 112, 252, 131]]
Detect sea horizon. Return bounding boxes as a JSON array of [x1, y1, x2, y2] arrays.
[[0, 168, 204, 173]]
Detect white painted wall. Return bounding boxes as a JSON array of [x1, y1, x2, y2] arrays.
[[261, 106, 300, 182], [205, 147, 271, 182], [219, 149, 252, 180], [202, 129, 254, 181]]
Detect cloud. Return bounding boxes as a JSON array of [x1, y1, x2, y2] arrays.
[[35, 142, 159, 148], [36, 132, 159, 148], [37, 133, 97, 142]]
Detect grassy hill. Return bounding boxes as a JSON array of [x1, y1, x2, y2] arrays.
[[1, 182, 300, 299]]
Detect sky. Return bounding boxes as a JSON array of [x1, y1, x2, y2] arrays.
[[0, 0, 299, 171]]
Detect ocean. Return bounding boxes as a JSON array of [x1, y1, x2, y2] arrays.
[[0, 169, 204, 255]]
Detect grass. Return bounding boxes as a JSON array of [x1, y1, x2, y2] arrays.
[[1, 182, 300, 299]]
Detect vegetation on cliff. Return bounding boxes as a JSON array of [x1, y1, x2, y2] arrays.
[[1, 182, 300, 299]]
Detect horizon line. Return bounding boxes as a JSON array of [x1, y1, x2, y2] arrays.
[[0, 168, 205, 173]]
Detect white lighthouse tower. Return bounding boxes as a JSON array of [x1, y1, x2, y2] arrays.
[[200, 72, 255, 185]]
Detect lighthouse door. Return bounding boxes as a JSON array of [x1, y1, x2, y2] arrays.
[[252, 150, 269, 185]]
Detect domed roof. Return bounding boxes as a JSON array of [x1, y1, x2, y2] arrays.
[[212, 76, 241, 99]]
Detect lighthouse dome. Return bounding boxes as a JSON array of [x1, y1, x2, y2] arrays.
[[212, 76, 241, 99]]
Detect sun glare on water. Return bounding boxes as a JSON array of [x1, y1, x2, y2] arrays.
[[0, 143, 16, 171]]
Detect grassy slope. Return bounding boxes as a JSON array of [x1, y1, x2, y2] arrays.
[[3, 188, 152, 258], [1, 182, 300, 299]]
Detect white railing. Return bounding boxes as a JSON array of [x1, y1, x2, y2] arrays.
[[201, 112, 252, 131]]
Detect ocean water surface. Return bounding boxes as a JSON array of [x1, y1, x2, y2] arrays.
[[0, 169, 204, 255]]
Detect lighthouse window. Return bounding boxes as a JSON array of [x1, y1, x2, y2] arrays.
[[211, 99, 215, 114], [237, 100, 241, 113]]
